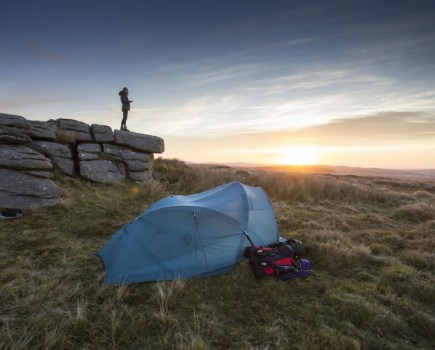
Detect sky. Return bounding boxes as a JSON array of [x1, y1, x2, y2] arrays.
[[1, 0, 435, 169]]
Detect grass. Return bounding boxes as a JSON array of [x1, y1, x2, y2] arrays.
[[1, 158, 434, 349]]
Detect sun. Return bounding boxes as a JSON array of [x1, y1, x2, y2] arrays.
[[276, 146, 319, 165]]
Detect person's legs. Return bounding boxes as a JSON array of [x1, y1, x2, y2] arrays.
[[121, 110, 128, 130]]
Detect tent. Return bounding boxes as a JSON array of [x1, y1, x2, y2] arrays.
[[97, 181, 278, 285]]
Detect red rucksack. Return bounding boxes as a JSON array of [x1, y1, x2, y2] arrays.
[[244, 239, 312, 280]]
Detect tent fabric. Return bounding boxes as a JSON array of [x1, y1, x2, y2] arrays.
[[97, 181, 278, 285]]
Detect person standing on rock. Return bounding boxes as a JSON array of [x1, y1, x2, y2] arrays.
[[119, 87, 133, 131]]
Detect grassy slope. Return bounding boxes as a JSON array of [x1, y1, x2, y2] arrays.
[[1, 159, 434, 349]]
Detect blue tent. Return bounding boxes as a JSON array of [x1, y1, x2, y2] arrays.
[[97, 181, 278, 285]]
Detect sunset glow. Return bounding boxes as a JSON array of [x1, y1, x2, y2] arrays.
[[276, 147, 319, 166], [2, 1, 435, 169]]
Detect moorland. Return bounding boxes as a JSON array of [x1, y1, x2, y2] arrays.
[[1, 158, 434, 349]]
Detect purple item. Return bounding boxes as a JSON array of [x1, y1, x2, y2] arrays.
[[277, 258, 312, 281], [298, 259, 312, 278]]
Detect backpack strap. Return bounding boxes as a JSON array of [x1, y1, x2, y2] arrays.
[[287, 239, 305, 258]]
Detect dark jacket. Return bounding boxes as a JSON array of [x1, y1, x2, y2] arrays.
[[119, 91, 131, 111]]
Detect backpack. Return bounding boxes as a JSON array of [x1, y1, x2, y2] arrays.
[[244, 239, 312, 280], [0, 208, 23, 219]]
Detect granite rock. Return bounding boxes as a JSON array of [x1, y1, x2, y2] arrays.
[[30, 141, 75, 176], [0, 113, 30, 134], [31, 141, 73, 158], [128, 170, 153, 182], [0, 168, 62, 207], [0, 127, 33, 145], [27, 120, 57, 140], [91, 124, 114, 143], [120, 149, 151, 171], [0, 114, 164, 207], [58, 118, 92, 143], [114, 130, 164, 153], [80, 160, 126, 183], [0, 145, 52, 171], [77, 143, 101, 161]]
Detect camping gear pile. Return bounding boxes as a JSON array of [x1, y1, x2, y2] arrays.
[[243, 238, 312, 280], [97, 181, 311, 285]]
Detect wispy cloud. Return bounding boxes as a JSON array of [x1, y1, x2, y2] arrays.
[[241, 111, 435, 146], [183, 63, 261, 87], [133, 95, 246, 135], [162, 110, 435, 167]]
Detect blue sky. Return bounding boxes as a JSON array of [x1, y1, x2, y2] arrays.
[[1, 0, 435, 168]]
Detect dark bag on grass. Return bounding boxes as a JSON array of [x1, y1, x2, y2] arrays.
[[1, 208, 23, 218], [244, 239, 312, 280]]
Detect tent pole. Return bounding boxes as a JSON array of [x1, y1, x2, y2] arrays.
[[243, 231, 255, 247]]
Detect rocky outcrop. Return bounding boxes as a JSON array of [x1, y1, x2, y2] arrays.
[[115, 130, 165, 153], [28, 120, 57, 140], [77, 143, 101, 161], [58, 118, 92, 143], [80, 160, 126, 183], [91, 124, 114, 143], [0, 128, 32, 144], [0, 113, 165, 208], [0, 145, 53, 171], [0, 169, 62, 207], [30, 141, 75, 176]]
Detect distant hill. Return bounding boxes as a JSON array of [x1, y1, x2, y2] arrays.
[[192, 162, 435, 181]]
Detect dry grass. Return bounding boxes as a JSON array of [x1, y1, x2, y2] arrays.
[[55, 128, 76, 145], [1, 158, 434, 349]]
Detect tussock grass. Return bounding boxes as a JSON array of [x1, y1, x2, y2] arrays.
[[1, 158, 434, 349], [55, 128, 75, 144], [394, 202, 435, 222]]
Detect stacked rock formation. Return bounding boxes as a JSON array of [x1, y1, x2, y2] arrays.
[[0, 113, 164, 207]]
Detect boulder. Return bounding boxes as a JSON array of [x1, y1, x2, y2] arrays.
[[77, 143, 101, 161], [58, 118, 92, 143], [51, 157, 76, 176], [129, 170, 153, 182], [102, 144, 122, 161], [0, 113, 30, 134], [114, 130, 164, 153], [30, 141, 75, 176], [91, 124, 114, 143], [125, 160, 151, 171], [31, 141, 73, 158], [80, 160, 126, 183], [27, 120, 57, 140], [120, 149, 152, 171], [0, 127, 33, 145], [0, 168, 62, 207], [59, 118, 90, 133], [77, 143, 101, 153], [78, 152, 99, 161], [119, 149, 152, 162], [24, 170, 54, 178], [0, 145, 52, 171]]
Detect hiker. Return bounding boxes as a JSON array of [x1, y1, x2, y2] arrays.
[[119, 87, 133, 131]]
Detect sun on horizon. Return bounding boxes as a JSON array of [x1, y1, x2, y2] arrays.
[[275, 146, 320, 166]]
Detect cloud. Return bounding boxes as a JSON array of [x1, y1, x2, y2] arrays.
[[183, 63, 261, 88], [315, 111, 435, 143], [162, 110, 435, 168], [132, 95, 246, 135], [231, 111, 435, 147]]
